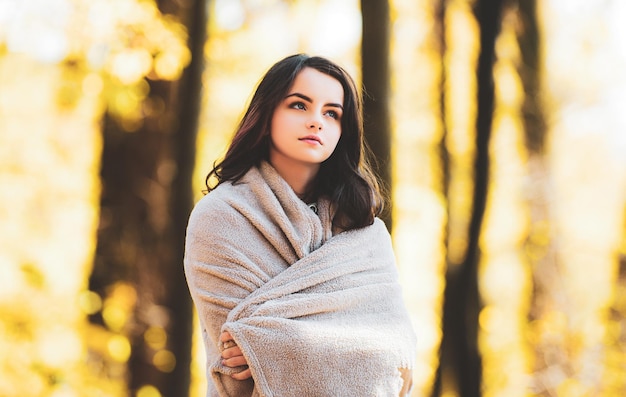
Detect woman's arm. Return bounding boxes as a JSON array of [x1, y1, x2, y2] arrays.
[[184, 196, 262, 394]]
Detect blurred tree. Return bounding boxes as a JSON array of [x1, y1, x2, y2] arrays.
[[510, 0, 557, 393], [607, 245, 626, 393], [514, 0, 544, 155], [432, 0, 505, 396], [435, 0, 450, 202], [89, 0, 207, 395], [361, 0, 392, 228]]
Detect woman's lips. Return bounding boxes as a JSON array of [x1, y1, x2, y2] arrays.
[[299, 135, 322, 145]]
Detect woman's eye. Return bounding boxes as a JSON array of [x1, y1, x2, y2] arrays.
[[325, 110, 339, 120], [291, 102, 306, 110]]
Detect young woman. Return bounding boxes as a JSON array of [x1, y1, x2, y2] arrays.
[[184, 54, 416, 396]]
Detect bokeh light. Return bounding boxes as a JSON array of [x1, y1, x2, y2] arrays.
[[1, 0, 625, 396]]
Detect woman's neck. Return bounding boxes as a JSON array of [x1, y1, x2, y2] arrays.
[[269, 159, 319, 200]]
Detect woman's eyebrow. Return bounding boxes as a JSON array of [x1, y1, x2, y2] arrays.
[[285, 92, 343, 109]]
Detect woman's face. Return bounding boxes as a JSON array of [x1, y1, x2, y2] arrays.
[[269, 67, 344, 173]]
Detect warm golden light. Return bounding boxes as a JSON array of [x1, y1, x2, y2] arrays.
[[144, 326, 168, 350], [36, 326, 84, 367], [137, 385, 162, 397], [443, 0, 480, 267], [1, 0, 625, 396], [78, 290, 103, 315], [107, 334, 131, 363], [110, 48, 153, 85], [152, 349, 176, 373]]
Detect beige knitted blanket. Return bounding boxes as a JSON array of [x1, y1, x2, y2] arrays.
[[184, 162, 416, 397]]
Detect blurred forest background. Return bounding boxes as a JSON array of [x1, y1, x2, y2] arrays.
[[1, 0, 625, 396]]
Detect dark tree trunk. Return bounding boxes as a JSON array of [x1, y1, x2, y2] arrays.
[[89, 0, 207, 395], [360, 0, 392, 229], [515, 0, 545, 154], [513, 0, 550, 326], [433, 0, 505, 396]]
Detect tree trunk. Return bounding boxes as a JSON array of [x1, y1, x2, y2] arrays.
[[433, 0, 505, 396], [360, 0, 392, 228], [512, 0, 561, 394], [89, 0, 207, 395], [515, 0, 545, 154]]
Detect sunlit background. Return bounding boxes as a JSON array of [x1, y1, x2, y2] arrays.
[[1, 0, 625, 396]]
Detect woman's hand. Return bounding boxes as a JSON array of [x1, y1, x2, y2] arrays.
[[220, 331, 252, 380]]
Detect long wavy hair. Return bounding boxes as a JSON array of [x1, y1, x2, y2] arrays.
[[205, 54, 384, 230]]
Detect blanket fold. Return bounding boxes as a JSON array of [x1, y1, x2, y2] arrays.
[[185, 162, 416, 397]]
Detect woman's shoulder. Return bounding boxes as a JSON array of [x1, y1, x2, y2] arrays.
[[190, 182, 239, 217], [184, 183, 256, 271]]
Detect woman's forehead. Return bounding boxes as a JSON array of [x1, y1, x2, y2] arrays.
[[288, 67, 344, 103]]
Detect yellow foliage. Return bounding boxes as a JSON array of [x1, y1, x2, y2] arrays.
[[0, 0, 191, 394], [1, 0, 626, 396], [136, 385, 161, 397], [152, 349, 176, 373], [144, 326, 167, 350]]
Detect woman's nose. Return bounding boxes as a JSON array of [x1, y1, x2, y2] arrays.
[[308, 117, 323, 130]]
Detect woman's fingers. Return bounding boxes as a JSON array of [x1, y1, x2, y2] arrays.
[[219, 331, 233, 343], [221, 345, 242, 359], [219, 330, 252, 380], [222, 340, 237, 349], [222, 354, 248, 367], [220, 331, 238, 351]]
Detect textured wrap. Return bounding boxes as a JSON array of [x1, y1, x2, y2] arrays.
[[184, 162, 416, 397]]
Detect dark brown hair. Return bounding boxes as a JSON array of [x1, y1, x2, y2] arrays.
[[206, 54, 383, 230]]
